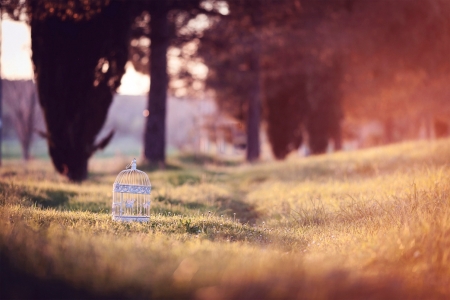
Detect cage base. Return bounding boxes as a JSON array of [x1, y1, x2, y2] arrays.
[[112, 215, 150, 222]]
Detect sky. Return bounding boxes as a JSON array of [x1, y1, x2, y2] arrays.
[[1, 19, 150, 95], [1, 19, 33, 80]]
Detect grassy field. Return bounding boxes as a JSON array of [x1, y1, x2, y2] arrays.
[[2, 139, 450, 299]]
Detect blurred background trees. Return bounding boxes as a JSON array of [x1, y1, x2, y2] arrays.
[[342, 0, 450, 144], [2, 80, 41, 161], [198, 0, 269, 162], [128, 0, 224, 167], [199, 0, 347, 158], [2, 0, 450, 180]]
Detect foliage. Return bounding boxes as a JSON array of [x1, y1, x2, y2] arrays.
[[2, 139, 450, 298], [199, 0, 450, 155], [126, 0, 224, 165], [199, 0, 347, 158], [27, 0, 133, 181], [340, 0, 450, 127]]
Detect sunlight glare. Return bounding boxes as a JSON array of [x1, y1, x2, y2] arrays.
[[118, 62, 150, 95], [1, 19, 33, 79]]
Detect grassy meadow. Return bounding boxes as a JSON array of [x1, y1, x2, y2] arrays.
[[2, 139, 450, 299]]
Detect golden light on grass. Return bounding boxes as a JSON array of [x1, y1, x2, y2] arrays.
[[1, 139, 450, 298]]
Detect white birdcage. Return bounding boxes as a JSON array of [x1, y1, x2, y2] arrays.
[[112, 159, 151, 222]]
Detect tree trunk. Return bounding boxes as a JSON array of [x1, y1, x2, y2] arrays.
[[333, 122, 342, 151], [246, 13, 262, 162], [0, 14, 2, 167], [307, 112, 329, 155], [265, 74, 308, 159], [0, 77, 2, 167], [22, 86, 36, 161], [30, 2, 131, 181], [144, 7, 169, 166], [246, 54, 261, 162]]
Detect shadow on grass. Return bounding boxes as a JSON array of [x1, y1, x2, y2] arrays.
[[152, 194, 260, 224], [0, 182, 77, 209], [64, 202, 110, 213], [165, 173, 202, 186], [139, 162, 182, 172], [0, 182, 109, 213], [87, 171, 116, 183], [1, 171, 18, 177], [0, 231, 137, 300], [23, 189, 76, 209], [0, 251, 114, 300], [151, 195, 217, 216], [177, 153, 242, 167], [217, 197, 260, 225]]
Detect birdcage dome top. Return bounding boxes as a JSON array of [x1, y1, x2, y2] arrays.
[[113, 158, 151, 194]]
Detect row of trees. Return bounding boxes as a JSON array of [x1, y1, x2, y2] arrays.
[[341, 0, 450, 143], [3, 0, 229, 180], [2, 0, 450, 181], [199, 0, 450, 157], [198, 0, 346, 158]]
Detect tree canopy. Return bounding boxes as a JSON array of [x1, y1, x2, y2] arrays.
[[27, 0, 134, 181]]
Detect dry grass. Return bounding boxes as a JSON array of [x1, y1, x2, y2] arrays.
[[2, 139, 450, 299]]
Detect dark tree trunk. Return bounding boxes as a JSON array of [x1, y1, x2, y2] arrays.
[[331, 120, 342, 152], [30, 2, 131, 181], [0, 14, 2, 167], [332, 122, 342, 151], [246, 11, 262, 162], [305, 57, 343, 155], [265, 77, 308, 160], [307, 112, 329, 155], [0, 77, 2, 167], [144, 6, 169, 166], [21, 87, 36, 161], [246, 51, 261, 162]]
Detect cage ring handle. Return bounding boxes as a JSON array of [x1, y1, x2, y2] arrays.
[[126, 158, 137, 170]]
